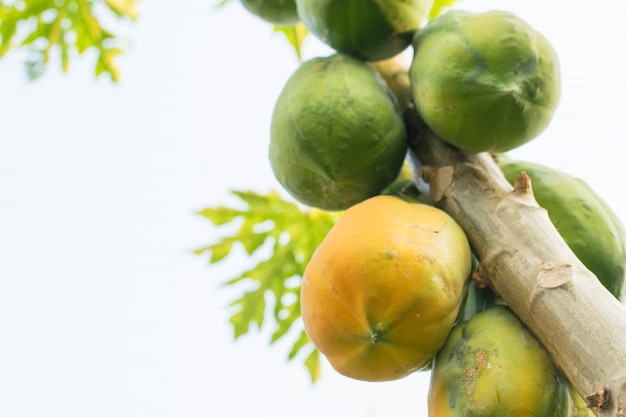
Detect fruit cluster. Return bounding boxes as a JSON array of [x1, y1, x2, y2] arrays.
[[240, 1, 626, 415]]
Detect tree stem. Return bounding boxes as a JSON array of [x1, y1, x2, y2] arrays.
[[370, 54, 626, 417]]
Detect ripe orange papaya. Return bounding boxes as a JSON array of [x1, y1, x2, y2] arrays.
[[270, 54, 408, 211], [410, 10, 561, 153], [301, 195, 471, 381], [499, 159, 626, 302], [429, 305, 592, 416], [295, 0, 433, 61]]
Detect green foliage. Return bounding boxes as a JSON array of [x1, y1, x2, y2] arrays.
[[217, 0, 307, 61], [0, 0, 137, 81], [428, 0, 458, 20], [195, 190, 338, 382], [273, 22, 307, 61]]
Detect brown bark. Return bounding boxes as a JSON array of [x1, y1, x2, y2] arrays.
[[370, 55, 626, 417]]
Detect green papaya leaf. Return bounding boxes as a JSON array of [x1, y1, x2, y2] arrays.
[[228, 288, 266, 338], [273, 22, 308, 61], [0, 0, 137, 81], [304, 348, 321, 382], [196, 190, 337, 382], [428, 0, 458, 20], [104, 0, 139, 19]]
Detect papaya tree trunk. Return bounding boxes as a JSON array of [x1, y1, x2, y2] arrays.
[[370, 55, 626, 417]]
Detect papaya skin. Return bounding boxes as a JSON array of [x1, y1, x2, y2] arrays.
[[410, 10, 561, 153], [270, 54, 408, 211], [499, 159, 626, 302], [301, 195, 471, 381], [429, 305, 575, 417], [240, 0, 299, 25], [295, 0, 433, 61]]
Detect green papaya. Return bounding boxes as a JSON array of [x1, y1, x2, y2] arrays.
[[410, 10, 561, 153], [295, 0, 433, 61], [429, 305, 588, 417], [499, 159, 626, 302], [240, 0, 299, 25], [269, 54, 408, 211]]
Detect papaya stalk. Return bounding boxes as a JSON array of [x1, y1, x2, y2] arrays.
[[370, 54, 626, 417]]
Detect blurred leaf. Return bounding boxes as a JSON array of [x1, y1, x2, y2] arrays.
[[206, 237, 236, 264], [0, 0, 138, 81], [274, 22, 308, 61], [304, 347, 321, 383], [104, 0, 139, 19], [287, 328, 311, 360], [229, 287, 266, 338], [428, 0, 458, 20], [196, 190, 337, 381], [198, 206, 242, 225]]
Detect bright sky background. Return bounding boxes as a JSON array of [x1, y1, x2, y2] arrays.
[[1, 1, 625, 416]]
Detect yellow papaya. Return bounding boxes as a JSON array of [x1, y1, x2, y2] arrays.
[[301, 195, 471, 381], [429, 305, 583, 417]]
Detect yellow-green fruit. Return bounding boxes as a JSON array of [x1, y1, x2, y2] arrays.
[[240, 0, 299, 25], [429, 305, 578, 417], [295, 0, 434, 61], [410, 10, 561, 153], [301, 195, 471, 381], [499, 159, 626, 302], [570, 386, 594, 417], [270, 54, 408, 211]]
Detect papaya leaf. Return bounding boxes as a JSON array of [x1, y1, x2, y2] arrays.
[[104, 0, 139, 19], [289, 329, 320, 383], [428, 0, 458, 20], [195, 190, 337, 382], [0, 0, 137, 81], [198, 206, 243, 226], [273, 22, 308, 61], [303, 347, 321, 383], [206, 237, 236, 264], [228, 287, 266, 339], [287, 328, 312, 360], [270, 291, 300, 343]]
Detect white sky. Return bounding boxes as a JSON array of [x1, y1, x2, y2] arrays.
[[0, 1, 625, 416]]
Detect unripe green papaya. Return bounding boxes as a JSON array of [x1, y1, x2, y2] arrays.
[[240, 0, 299, 25], [429, 305, 583, 417], [410, 10, 561, 153], [269, 54, 408, 211], [295, 0, 434, 61], [499, 159, 626, 302]]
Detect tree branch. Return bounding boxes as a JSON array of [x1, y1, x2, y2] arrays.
[[370, 55, 626, 417]]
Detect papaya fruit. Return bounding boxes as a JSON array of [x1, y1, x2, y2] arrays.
[[269, 54, 408, 211], [240, 0, 299, 25], [429, 305, 590, 417], [499, 159, 626, 302], [301, 195, 471, 381], [295, 0, 433, 61], [570, 385, 594, 417], [410, 10, 561, 153]]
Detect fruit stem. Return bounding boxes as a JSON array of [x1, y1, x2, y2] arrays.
[[368, 53, 413, 112]]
